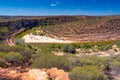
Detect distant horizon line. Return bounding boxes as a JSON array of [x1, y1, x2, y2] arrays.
[[0, 14, 120, 17]]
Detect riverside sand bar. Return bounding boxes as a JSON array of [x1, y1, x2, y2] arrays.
[[23, 34, 74, 43]]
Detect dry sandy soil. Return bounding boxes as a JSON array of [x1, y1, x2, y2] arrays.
[[23, 34, 74, 43]]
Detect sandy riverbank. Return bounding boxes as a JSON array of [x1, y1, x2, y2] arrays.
[[23, 34, 74, 43]]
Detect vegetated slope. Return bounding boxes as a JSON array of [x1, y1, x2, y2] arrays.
[[43, 16, 120, 41], [0, 16, 79, 40], [0, 15, 120, 41]]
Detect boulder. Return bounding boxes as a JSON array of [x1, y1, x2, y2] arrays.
[[29, 69, 48, 80], [47, 68, 69, 80]]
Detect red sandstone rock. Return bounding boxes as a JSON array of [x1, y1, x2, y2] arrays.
[[0, 67, 69, 80], [23, 77, 35, 80], [0, 69, 22, 80], [41, 68, 47, 72], [47, 68, 69, 80], [28, 69, 48, 80], [47, 68, 58, 79]]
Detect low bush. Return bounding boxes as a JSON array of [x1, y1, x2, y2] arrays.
[[19, 49, 33, 60], [63, 45, 76, 54], [50, 43, 62, 49], [71, 43, 81, 48], [0, 44, 34, 57], [38, 32, 45, 36], [80, 43, 93, 49], [31, 53, 71, 71], [79, 56, 110, 71], [0, 44, 34, 67], [69, 66, 109, 80], [5, 52, 24, 66], [0, 52, 6, 59], [97, 44, 112, 51], [69, 57, 81, 68]]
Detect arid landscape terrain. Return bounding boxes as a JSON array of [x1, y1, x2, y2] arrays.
[[1, 0, 120, 79], [1, 15, 120, 41], [1, 15, 120, 80]]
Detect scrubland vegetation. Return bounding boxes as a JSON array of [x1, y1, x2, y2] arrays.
[[1, 15, 120, 80], [69, 66, 109, 80], [1, 38, 120, 80], [0, 44, 34, 67], [2, 40, 116, 80], [29, 42, 120, 80]]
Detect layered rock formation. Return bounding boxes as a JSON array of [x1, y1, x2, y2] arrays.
[[0, 16, 78, 40]]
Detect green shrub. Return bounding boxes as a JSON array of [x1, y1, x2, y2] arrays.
[[0, 52, 6, 59], [114, 41, 120, 48], [69, 57, 81, 68], [5, 52, 24, 66], [71, 43, 81, 48], [80, 43, 92, 49], [50, 43, 62, 49], [10, 46, 34, 60], [20, 49, 33, 60], [97, 44, 112, 51], [31, 53, 71, 71], [79, 58, 95, 65], [0, 52, 7, 67], [38, 32, 45, 36], [0, 44, 34, 56], [79, 56, 110, 71], [67, 56, 110, 72], [63, 45, 68, 52], [0, 44, 34, 67], [69, 66, 109, 80], [63, 45, 76, 54]]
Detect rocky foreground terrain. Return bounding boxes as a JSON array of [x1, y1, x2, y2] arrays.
[[0, 67, 69, 80]]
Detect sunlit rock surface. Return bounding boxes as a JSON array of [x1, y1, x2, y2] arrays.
[[0, 67, 69, 80]]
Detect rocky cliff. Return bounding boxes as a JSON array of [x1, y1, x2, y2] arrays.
[[0, 15, 120, 41], [0, 16, 79, 40]]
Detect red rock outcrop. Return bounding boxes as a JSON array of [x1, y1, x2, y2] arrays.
[[0, 67, 69, 80], [47, 68, 69, 80], [0, 68, 23, 80]]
